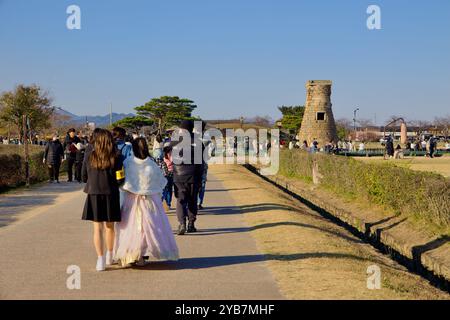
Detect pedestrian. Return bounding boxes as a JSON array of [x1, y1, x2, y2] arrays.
[[63, 128, 81, 182], [171, 120, 204, 235], [198, 162, 208, 210], [114, 137, 178, 267], [112, 127, 133, 162], [81, 128, 123, 272], [288, 140, 294, 150], [74, 132, 87, 183], [386, 136, 394, 158], [43, 134, 64, 183], [301, 140, 308, 151], [358, 141, 365, 152], [161, 146, 174, 210], [153, 134, 164, 160], [429, 136, 437, 158]]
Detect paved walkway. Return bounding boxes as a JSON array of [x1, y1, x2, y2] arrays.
[[0, 171, 283, 299]]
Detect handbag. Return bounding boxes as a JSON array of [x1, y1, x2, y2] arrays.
[[116, 166, 125, 186]]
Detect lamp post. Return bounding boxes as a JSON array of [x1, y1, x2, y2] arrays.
[[353, 107, 360, 136]]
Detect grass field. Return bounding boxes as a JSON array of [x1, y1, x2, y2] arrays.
[[355, 154, 450, 178]]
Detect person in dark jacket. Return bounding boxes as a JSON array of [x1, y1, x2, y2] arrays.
[[385, 136, 394, 158], [63, 128, 81, 182], [81, 128, 122, 272], [74, 132, 87, 183], [43, 135, 64, 183], [171, 120, 204, 235]]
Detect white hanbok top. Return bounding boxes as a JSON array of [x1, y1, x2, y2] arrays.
[[121, 155, 167, 196]]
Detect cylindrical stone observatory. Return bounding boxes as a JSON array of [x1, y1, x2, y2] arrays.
[[298, 80, 338, 147]]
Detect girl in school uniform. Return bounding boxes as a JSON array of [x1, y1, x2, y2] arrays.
[[82, 128, 123, 271], [114, 137, 179, 267]]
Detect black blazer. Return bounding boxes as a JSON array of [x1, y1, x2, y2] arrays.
[[82, 145, 122, 195], [170, 134, 204, 184]]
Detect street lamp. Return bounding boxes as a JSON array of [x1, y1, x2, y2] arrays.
[[353, 108, 360, 134]]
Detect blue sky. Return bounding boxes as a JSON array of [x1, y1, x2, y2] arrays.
[[0, 0, 449, 123]]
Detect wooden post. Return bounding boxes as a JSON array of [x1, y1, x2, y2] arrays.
[[23, 115, 30, 187]]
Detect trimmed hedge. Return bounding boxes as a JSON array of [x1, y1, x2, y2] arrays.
[[280, 150, 450, 226], [0, 151, 49, 191]]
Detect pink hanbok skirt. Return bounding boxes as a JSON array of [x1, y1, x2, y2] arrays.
[[114, 191, 179, 266]]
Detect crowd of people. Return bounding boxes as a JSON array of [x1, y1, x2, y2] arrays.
[[42, 120, 210, 271]]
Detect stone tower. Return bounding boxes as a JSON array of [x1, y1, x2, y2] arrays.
[[298, 80, 337, 146]]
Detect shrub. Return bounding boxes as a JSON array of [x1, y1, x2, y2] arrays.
[[280, 150, 450, 226], [0, 145, 68, 191]]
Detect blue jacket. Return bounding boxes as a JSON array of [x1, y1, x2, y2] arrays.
[[116, 140, 132, 162]]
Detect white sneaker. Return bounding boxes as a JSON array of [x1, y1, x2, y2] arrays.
[[96, 256, 106, 272], [106, 251, 114, 266]]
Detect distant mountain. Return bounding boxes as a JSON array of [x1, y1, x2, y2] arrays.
[[54, 107, 135, 126]]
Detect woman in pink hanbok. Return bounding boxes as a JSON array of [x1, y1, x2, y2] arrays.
[[114, 137, 179, 266]]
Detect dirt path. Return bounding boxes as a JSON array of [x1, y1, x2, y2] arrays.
[[212, 164, 449, 299]]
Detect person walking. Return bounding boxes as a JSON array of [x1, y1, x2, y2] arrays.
[[153, 134, 164, 160], [386, 136, 394, 158], [198, 162, 208, 210], [162, 146, 174, 210], [43, 134, 64, 183], [63, 128, 81, 182], [81, 128, 123, 272], [74, 134, 87, 183], [112, 127, 132, 161], [171, 120, 204, 235], [114, 137, 178, 267]]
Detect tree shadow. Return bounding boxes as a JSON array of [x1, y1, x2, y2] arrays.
[[131, 252, 368, 271], [412, 235, 450, 265], [205, 187, 258, 192], [201, 203, 298, 216], [0, 182, 83, 228], [373, 218, 408, 240]]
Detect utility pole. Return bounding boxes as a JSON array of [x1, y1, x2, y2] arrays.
[[23, 114, 30, 187]]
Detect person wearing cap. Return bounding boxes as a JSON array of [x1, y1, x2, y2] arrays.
[[170, 120, 204, 235]]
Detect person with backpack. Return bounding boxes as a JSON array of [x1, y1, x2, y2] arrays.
[[112, 127, 132, 162]]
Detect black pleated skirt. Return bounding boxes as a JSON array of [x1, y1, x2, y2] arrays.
[[82, 193, 121, 222]]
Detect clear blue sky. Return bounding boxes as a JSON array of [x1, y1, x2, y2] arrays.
[[1, 0, 449, 123]]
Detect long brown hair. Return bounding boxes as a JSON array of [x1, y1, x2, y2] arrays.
[[89, 129, 117, 169], [132, 137, 151, 160]]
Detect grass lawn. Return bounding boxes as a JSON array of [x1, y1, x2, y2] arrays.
[[355, 154, 450, 178]]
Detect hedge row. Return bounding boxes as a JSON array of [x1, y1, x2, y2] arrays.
[[0, 151, 54, 191], [279, 150, 450, 226]]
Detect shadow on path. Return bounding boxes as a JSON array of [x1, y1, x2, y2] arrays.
[[127, 252, 368, 271], [0, 182, 84, 227]]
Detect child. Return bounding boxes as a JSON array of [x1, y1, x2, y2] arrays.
[[82, 128, 122, 272], [114, 138, 179, 266]]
